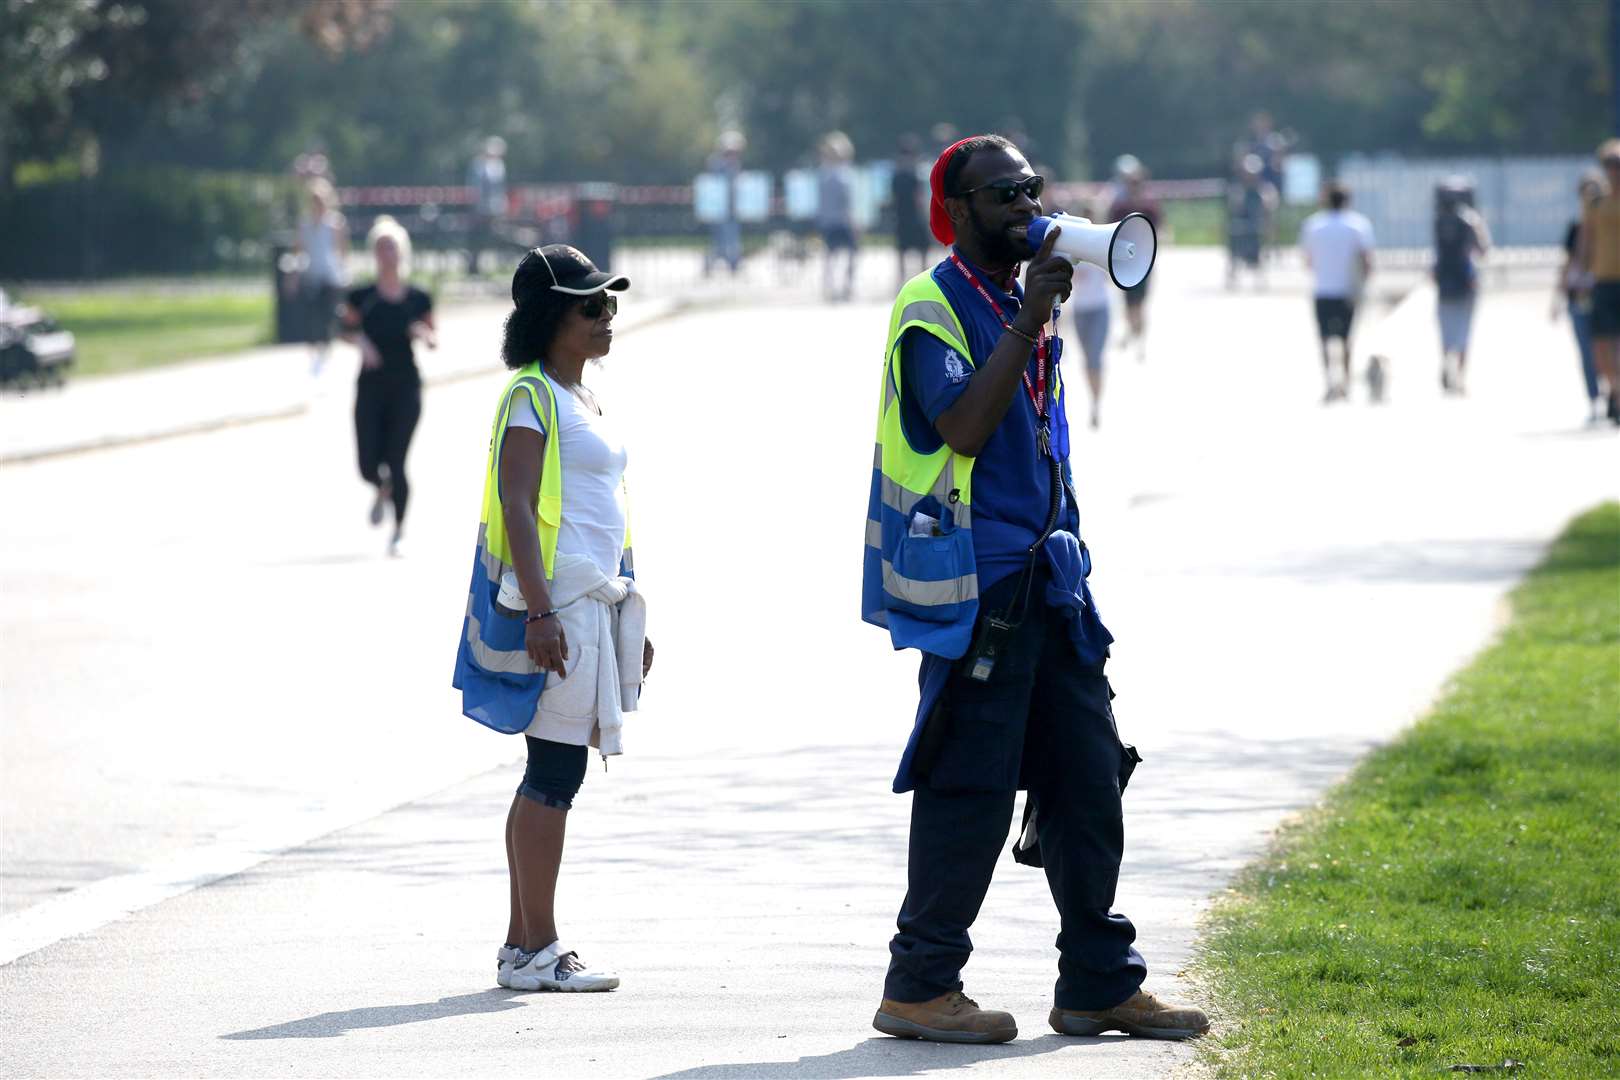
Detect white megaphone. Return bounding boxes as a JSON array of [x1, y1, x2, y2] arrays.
[[1025, 211, 1157, 290]]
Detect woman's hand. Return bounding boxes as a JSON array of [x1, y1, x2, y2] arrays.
[[409, 319, 438, 350], [525, 616, 569, 677], [358, 336, 382, 370], [642, 637, 655, 679]]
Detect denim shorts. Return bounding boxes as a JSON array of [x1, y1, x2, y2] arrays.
[[517, 736, 588, 810]]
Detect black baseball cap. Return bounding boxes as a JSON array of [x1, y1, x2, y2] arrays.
[[512, 244, 630, 306]]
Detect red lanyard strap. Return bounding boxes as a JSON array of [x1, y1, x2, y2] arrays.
[[949, 253, 1048, 421]]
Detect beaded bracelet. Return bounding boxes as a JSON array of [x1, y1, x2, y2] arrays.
[[525, 609, 559, 624], [1004, 323, 1038, 346]]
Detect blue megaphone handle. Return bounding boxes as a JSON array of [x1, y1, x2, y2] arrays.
[[1024, 214, 1064, 256]]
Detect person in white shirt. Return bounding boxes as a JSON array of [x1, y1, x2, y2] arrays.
[[289, 179, 349, 376], [1069, 260, 1112, 429], [1300, 182, 1374, 402], [485, 244, 654, 994]]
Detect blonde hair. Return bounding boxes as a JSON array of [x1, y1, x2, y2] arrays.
[[307, 177, 338, 208], [821, 130, 854, 163], [366, 214, 412, 275]]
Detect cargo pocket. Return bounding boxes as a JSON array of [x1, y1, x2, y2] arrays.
[[924, 692, 1026, 793]]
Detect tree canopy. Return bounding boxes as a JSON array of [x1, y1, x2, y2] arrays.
[[4, 0, 1609, 191]]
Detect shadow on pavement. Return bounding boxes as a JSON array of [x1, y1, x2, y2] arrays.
[[647, 1034, 1094, 1080], [219, 989, 524, 1039]]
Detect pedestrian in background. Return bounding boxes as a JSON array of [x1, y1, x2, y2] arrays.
[[1433, 178, 1491, 395], [1070, 257, 1112, 429], [1235, 111, 1288, 202], [1226, 154, 1276, 290], [338, 215, 434, 556], [705, 130, 745, 276], [466, 135, 508, 271], [817, 130, 859, 302], [891, 133, 930, 287], [453, 244, 651, 995], [1234, 111, 1290, 258], [289, 178, 349, 376], [1300, 181, 1374, 403], [1576, 140, 1620, 424], [1556, 172, 1605, 423], [1106, 160, 1162, 361]]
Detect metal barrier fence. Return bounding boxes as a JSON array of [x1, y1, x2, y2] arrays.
[[1337, 155, 1589, 250]]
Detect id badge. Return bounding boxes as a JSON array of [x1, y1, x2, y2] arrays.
[[966, 615, 1013, 682]]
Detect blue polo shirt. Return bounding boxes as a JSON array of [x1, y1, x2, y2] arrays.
[[899, 250, 1077, 592]]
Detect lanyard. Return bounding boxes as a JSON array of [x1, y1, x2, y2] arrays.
[[948, 253, 1049, 425]]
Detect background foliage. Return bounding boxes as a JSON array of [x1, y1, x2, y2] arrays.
[[1, 0, 1608, 276], [6, 0, 1607, 186]]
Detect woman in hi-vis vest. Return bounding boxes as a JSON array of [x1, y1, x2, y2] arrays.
[[456, 244, 653, 993]]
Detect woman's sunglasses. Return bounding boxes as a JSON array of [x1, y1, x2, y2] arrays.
[[579, 294, 618, 319], [952, 175, 1045, 205]]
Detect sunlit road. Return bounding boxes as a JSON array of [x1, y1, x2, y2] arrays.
[[3, 251, 1614, 1077]]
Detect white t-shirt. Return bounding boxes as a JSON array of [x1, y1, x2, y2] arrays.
[[506, 375, 628, 578], [1070, 262, 1112, 312], [1300, 209, 1375, 298]]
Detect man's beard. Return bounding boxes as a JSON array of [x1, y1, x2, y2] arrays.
[[968, 203, 1028, 268]]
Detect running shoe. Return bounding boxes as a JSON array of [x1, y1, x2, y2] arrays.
[[508, 941, 619, 992], [496, 944, 521, 989], [368, 486, 388, 526]]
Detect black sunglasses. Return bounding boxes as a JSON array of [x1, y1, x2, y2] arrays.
[[579, 294, 618, 319], [952, 175, 1045, 204]]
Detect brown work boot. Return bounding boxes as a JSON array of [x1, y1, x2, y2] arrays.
[[873, 990, 1018, 1044], [1049, 989, 1209, 1040]]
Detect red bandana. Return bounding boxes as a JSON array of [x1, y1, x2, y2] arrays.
[[928, 136, 981, 246]]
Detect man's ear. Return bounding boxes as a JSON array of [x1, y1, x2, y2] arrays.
[[945, 196, 969, 234]]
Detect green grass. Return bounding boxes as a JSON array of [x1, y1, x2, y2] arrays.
[[1197, 503, 1620, 1079], [20, 289, 274, 377]]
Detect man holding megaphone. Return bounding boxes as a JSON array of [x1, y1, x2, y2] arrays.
[[860, 135, 1205, 1045]]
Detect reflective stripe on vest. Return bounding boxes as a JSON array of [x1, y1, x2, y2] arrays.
[[861, 270, 981, 654]]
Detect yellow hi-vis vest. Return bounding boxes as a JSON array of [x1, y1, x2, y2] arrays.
[[480, 365, 564, 580], [860, 271, 981, 658], [454, 363, 633, 733]]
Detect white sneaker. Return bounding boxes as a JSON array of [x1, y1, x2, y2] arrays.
[[496, 944, 521, 988], [508, 941, 619, 992]]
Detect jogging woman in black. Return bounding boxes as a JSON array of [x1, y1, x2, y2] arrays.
[[340, 215, 435, 556]]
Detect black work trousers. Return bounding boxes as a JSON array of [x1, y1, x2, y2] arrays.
[[884, 568, 1147, 1012]]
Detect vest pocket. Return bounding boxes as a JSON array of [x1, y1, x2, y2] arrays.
[[887, 523, 973, 622], [481, 590, 529, 653]]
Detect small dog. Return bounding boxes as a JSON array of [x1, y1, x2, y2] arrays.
[[1366, 354, 1388, 404]]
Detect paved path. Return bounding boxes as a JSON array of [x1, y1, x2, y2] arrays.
[[1, 249, 1615, 1077]]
